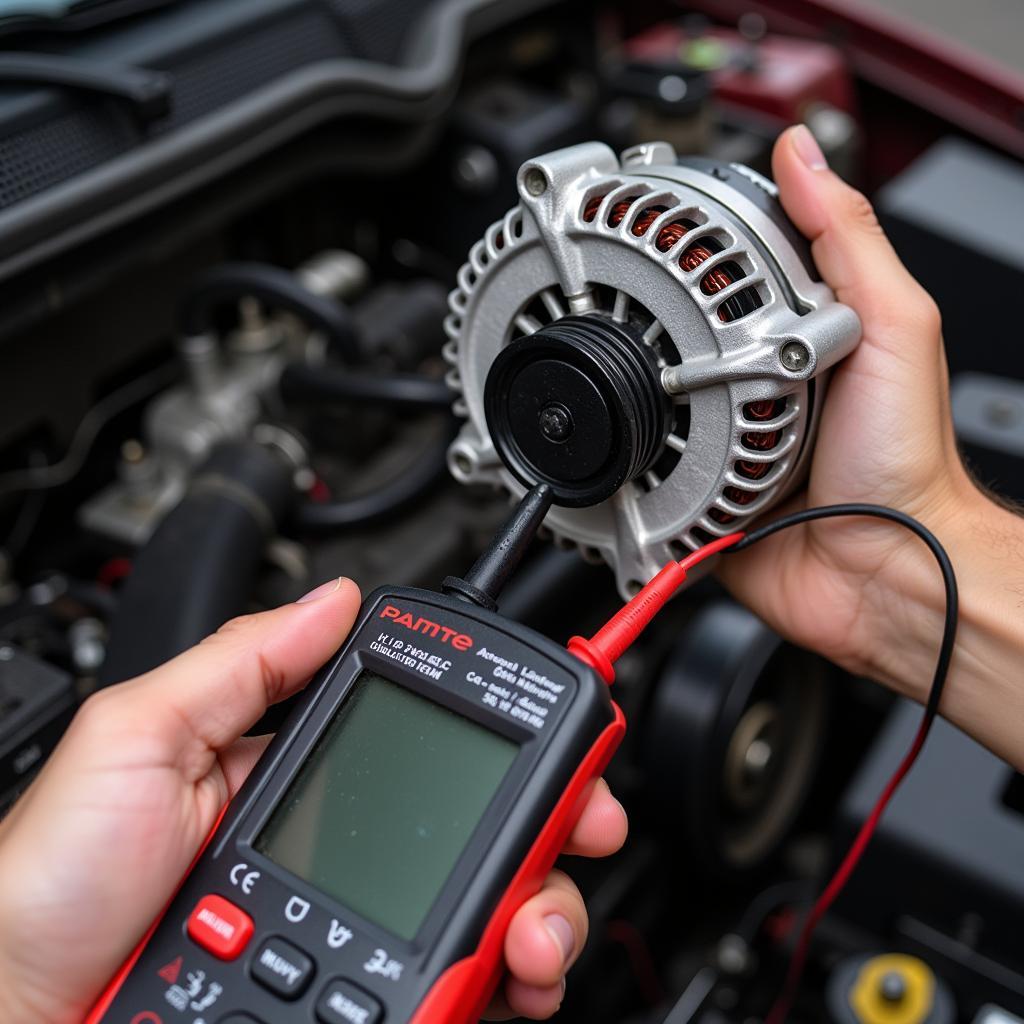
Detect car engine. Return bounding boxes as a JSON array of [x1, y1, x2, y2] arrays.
[[2, 2, 1024, 1023]]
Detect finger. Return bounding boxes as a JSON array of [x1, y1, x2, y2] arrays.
[[561, 778, 628, 857], [505, 870, 587, 988], [482, 990, 519, 1021], [220, 734, 273, 796], [772, 125, 941, 352], [482, 984, 520, 1021], [124, 577, 361, 754], [491, 977, 565, 1020]]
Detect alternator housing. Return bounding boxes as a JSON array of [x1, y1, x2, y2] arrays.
[[445, 141, 860, 597]]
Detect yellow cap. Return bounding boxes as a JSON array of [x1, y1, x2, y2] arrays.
[[849, 954, 935, 1024]]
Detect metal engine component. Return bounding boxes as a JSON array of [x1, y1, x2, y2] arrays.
[[445, 140, 860, 595], [77, 251, 368, 545]]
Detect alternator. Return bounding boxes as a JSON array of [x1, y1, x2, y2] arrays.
[[445, 141, 860, 597]]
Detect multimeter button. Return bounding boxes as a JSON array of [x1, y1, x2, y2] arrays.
[[250, 936, 315, 999], [315, 979, 383, 1024], [186, 894, 254, 960]]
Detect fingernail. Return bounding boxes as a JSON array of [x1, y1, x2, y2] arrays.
[[297, 577, 344, 604], [792, 124, 827, 171], [544, 914, 575, 966]]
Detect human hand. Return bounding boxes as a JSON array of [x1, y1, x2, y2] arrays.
[[0, 579, 626, 1022], [719, 126, 1024, 768]]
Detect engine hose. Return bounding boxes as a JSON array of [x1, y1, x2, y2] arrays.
[[279, 360, 453, 411], [99, 441, 297, 686], [294, 422, 457, 533], [179, 262, 360, 363]]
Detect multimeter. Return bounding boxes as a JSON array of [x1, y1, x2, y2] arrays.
[[87, 585, 624, 1024]]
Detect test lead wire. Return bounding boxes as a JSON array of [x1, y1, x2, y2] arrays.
[[568, 503, 959, 1023]]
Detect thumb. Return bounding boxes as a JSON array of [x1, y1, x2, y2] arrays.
[[124, 576, 362, 753], [772, 125, 941, 356]]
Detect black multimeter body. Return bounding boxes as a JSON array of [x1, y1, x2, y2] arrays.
[[89, 586, 623, 1024]]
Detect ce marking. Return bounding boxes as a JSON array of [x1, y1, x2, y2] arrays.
[[229, 862, 261, 895]]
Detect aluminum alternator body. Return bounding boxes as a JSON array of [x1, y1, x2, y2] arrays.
[[445, 141, 861, 597]]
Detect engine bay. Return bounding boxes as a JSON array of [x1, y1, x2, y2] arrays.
[[2, 2, 1024, 1022]]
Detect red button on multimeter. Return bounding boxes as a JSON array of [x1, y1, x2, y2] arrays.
[[186, 894, 254, 960]]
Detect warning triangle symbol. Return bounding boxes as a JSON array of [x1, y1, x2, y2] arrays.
[[157, 956, 182, 985]]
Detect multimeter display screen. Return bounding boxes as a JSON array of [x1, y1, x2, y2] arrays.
[[255, 671, 518, 940]]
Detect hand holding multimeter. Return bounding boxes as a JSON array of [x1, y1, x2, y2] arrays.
[[0, 487, 626, 1024], [78, 485, 624, 1024]]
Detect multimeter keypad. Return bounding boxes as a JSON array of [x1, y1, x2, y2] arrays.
[[181, 889, 382, 1023]]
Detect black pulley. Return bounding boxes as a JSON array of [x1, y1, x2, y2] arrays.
[[483, 314, 671, 507], [642, 600, 830, 875]]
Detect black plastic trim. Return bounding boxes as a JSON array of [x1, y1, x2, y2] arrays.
[[0, 0, 558, 283]]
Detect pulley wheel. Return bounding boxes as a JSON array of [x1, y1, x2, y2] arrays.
[[642, 599, 830, 875], [483, 313, 671, 507]]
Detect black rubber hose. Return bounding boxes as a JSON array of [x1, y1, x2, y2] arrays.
[[294, 423, 457, 533], [179, 262, 360, 363], [98, 442, 297, 686], [0, 54, 172, 123], [279, 360, 453, 411]]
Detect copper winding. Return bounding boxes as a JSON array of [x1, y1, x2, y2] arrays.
[[679, 244, 716, 273], [736, 399, 786, 496], [743, 400, 780, 421], [736, 460, 770, 480], [654, 220, 691, 252], [583, 196, 694, 251]]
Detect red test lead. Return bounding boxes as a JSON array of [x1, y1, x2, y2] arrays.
[[568, 532, 745, 683]]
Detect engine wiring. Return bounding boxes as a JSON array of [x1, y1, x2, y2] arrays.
[[568, 503, 959, 1023], [294, 419, 458, 533], [0, 362, 177, 504]]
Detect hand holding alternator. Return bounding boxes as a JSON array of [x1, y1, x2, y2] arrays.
[[718, 126, 1024, 773]]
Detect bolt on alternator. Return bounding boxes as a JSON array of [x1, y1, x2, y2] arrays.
[[523, 167, 548, 196], [780, 340, 811, 372], [538, 403, 574, 443]]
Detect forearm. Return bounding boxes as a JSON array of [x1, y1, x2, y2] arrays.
[[0, 814, 78, 1024], [864, 489, 1024, 770]]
